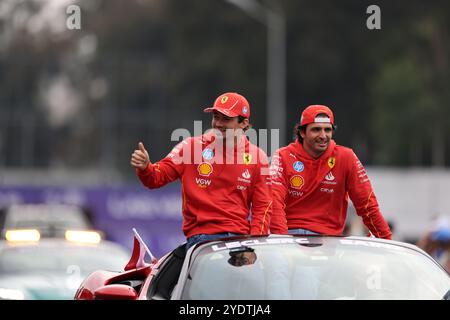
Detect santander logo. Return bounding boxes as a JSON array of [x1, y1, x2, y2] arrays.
[[325, 172, 335, 181], [242, 169, 251, 179]]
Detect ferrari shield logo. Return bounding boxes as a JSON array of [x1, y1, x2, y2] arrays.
[[327, 157, 336, 169], [221, 95, 228, 104], [243, 153, 252, 165]]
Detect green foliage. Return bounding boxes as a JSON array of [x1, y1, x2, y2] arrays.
[[0, 0, 449, 171], [370, 12, 450, 166]]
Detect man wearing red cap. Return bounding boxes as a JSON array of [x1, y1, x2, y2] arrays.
[[270, 105, 392, 239], [130, 92, 272, 250]]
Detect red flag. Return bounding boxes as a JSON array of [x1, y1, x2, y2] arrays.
[[124, 228, 157, 271]]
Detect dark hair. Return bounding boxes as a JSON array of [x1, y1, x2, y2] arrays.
[[293, 122, 306, 143], [227, 249, 257, 267], [238, 116, 252, 131]]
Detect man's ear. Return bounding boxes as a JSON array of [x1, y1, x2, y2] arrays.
[[299, 127, 306, 139], [239, 118, 249, 129]]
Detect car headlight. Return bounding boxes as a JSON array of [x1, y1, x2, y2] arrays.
[[0, 288, 25, 300], [65, 230, 101, 244], [5, 229, 40, 242]]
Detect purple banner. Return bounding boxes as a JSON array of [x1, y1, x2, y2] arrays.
[[0, 185, 185, 258]]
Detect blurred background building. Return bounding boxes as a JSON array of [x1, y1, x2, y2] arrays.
[[0, 0, 450, 257]]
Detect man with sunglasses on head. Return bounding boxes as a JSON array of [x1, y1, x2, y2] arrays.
[[270, 105, 392, 239]]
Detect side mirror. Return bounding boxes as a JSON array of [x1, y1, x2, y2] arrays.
[[443, 289, 450, 300], [94, 284, 139, 300]]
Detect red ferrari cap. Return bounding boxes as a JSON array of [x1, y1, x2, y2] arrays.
[[300, 105, 334, 126], [204, 92, 250, 119]]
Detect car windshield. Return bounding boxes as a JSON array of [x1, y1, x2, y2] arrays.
[[0, 244, 129, 276], [181, 238, 450, 300]]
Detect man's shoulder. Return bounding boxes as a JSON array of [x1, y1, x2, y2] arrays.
[[274, 141, 298, 157], [183, 135, 210, 147], [170, 136, 195, 150], [247, 140, 267, 154], [246, 141, 269, 164], [334, 144, 355, 157], [334, 144, 365, 169]]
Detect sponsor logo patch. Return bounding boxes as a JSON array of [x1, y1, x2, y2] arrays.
[[196, 178, 211, 188], [325, 171, 335, 181], [288, 189, 303, 197], [202, 148, 214, 160], [293, 161, 304, 172], [320, 187, 334, 193], [238, 177, 251, 184], [221, 95, 228, 104], [242, 169, 251, 179], [243, 153, 252, 165], [198, 162, 213, 176], [327, 157, 336, 169], [290, 175, 304, 189]]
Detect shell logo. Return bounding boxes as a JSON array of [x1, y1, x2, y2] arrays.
[[198, 162, 213, 176], [221, 96, 229, 104], [290, 175, 304, 189]]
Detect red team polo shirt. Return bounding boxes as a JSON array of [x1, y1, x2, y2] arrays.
[[137, 131, 272, 238], [270, 139, 392, 239]]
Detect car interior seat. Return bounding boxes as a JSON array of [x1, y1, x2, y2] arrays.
[[147, 243, 187, 300]]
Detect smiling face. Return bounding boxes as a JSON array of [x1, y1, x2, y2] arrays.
[[211, 111, 248, 138], [300, 122, 333, 158]]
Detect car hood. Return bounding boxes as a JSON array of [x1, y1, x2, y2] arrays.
[[0, 272, 85, 300]]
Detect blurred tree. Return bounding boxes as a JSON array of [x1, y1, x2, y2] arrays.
[[0, 0, 449, 182], [369, 2, 450, 166]]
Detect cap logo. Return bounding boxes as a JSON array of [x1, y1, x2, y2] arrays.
[[221, 96, 229, 104], [242, 106, 248, 115]]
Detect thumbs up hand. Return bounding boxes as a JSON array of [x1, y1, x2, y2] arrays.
[[131, 142, 151, 170]]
